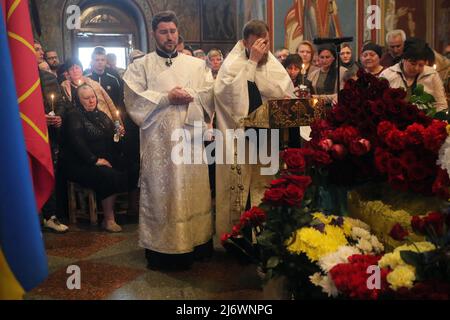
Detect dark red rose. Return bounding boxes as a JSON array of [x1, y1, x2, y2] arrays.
[[270, 178, 288, 187], [389, 174, 409, 192], [263, 188, 285, 205], [319, 138, 334, 151], [221, 233, 232, 245], [407, 163, 431, 181], [411, 216, 426, 234], [423, 120, 448, 153], [349, 139, 370, 156], [281, 149, 306, 172], [385, 129, 406, 151], [423, 212, 445, 236], [370, 100, 386, 116], [383, 87, 407, 102], [331, 126, 360, 145], [405, 123, 425, 145], [313, 150, 332, 165], [377, 121, 395, 140], [399, 151, 418, 168], [331, 144, 348, 160], [374, 148, 392, 173], [283, 175, 312, 189], [389, 223, 409, 241], [400, 103, 419, 122], [240, 206, 266, 227], [331, 105, 348, 123], [231, 223, 243, 236], [432, 168, 450, 199], [283, 184, 305, 207], [387, 157, 404, 176]]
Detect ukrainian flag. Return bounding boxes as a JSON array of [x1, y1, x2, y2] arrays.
[[0, 5, 48, 300]]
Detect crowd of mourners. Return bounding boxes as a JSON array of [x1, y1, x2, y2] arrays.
[[34, 27, 450, 236]]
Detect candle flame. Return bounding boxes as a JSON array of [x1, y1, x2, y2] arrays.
[[433, 64, 437, 70], [51, 94, 54, 100]]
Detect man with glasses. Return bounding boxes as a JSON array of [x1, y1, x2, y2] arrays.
[[44, 50, 60, 77], [381, 29, 406, 68]]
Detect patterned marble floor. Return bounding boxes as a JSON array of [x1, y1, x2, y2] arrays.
[[25, 218, 264, 300]]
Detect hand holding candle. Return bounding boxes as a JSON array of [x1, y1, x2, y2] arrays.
[[49, 94, 55, 116]]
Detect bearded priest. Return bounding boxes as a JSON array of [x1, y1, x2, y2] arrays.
[[123, 11, 215, 271], [214, 20, 295, 238]]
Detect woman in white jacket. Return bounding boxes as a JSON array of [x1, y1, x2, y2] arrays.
[[380, 38, 448, 112]]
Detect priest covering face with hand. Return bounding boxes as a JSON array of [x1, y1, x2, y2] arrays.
[[123, 11, 214, 271], [214, 20, 295, 238]]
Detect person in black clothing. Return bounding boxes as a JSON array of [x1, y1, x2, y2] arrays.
[[86, 47, 140, 214], [34, 38, 71, 233], [85, 48, 124, 108], [62, 84, 138, 232], [282, 54, 314, 148]]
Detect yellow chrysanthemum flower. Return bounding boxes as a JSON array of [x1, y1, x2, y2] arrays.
[[379, 242, 435, 269], [386, 265, 416, 291], [287, 225, 348, 261]]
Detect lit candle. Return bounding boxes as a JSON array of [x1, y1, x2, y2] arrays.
[[50, 94, 55, 114], [301, 63, 306, 84], [433, 64, 437, 70], [78, 79, 82, 86]]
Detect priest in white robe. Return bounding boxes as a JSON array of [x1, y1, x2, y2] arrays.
[[214, 20, 295, 238], [123, 11, 214, 270]]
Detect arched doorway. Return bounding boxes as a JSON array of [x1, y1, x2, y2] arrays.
[[62, 0, 149, 68]]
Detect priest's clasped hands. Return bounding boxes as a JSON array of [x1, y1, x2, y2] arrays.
[[168, 86, 194, 105]]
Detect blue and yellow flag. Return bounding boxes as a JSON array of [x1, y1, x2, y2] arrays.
[[0, 4, 48, 300]]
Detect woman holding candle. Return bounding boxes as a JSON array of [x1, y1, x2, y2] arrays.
[[62, 85, 136, 232], [61, 58, 121, 123], [296, 40, 319, 78]]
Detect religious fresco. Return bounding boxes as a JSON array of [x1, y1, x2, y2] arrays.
[[202, 0, 237, 41], [148, 0, 201, 42], [382, 0, 427, 41], [272, 0, 356, 52]]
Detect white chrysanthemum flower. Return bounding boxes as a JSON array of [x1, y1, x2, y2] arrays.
[[357, 238, 373, 253], [318, 246, 361, 272], [345, 217, 370, 231], [310, 272, 323, 286], [437, 135, 450, 176], [352, 226, 371, 240], [369, 235, 384, 253]]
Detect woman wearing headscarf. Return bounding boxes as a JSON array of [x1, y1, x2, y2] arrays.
[[360, 42, 385, 76], [61, 84, 138, 232], [340, 43, 360, 75], [380, 38, 448, 111], [308, 44, 347, 103]]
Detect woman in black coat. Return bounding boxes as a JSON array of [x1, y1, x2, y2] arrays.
[[62, 84, 138, 232]]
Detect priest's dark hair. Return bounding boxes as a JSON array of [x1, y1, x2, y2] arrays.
[[152, 10, 178, 31], [242, 20, 269, 40]]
